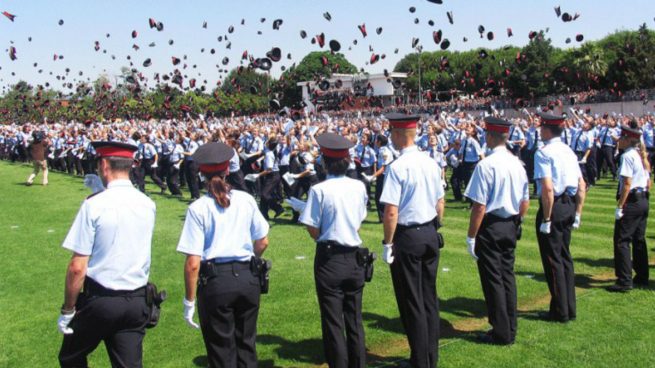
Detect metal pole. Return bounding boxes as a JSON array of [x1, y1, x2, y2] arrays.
[[418, 50, 422, 105]]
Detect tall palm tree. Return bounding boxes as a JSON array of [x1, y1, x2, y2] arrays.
[[573, 43, 608, 78]]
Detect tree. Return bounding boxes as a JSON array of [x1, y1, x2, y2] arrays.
[[277, 51, 358, 107]]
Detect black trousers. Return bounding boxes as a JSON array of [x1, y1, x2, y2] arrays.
[[167, 164, 182, 195], [227, 170, 248, 192], [59, 279, 148, 368], [184, 161, 200, 200], [346, 169, 358, 180], [198, 262, 261, 368], [613, 193, 650, 286], [575, 152, 589, 186], [587, 147, 598, 186], [450, 165, 465, 201], [314, 244, 366, 368], [476, 215, 519, 344], [391, 224, 441, 368], [357, 166, 374, 205], [141, 159, 166, 190], [648, 148, 655, 176], [259, 172, 283, 218], [535, 195, 576, 321], [375, 176, 385, 222], [597, 145, 617, 179]]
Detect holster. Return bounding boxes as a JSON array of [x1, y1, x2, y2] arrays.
[[433, 218, 445, 249], [144, 283, 167, 329], [515, 217, 523, 241], [356, 248, 377, 282], [250, 257, 272, 294]]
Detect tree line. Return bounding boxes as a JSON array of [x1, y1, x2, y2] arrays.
[[1, 27, 654, 123]]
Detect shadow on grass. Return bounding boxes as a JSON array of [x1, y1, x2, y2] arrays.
[[255, 334, 324, 365], [516, 271, 610, 290], [575, 257, 614, 269]]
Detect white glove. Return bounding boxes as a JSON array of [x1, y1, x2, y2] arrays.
[[441, 181, 447, 189], [57, 311, 75, 335], [83, 174, 105, 194], [572, 214, 581, 229], [382, 243, 394, 264], [539, 221, 552, 234], [151, 162, 158, 169], [615, 208, 624, 220], [466, 237, 478, 261], [578, 159, 587, 165], [183, 299, 200, 329], [364, 174, 375, 183], [291, 174, 300, 180], [173, 162, 181, 170]]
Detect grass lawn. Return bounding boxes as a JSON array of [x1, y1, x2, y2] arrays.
[[0, 160, 654, 367]]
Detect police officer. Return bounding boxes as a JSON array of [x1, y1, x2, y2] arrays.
[[57, 141, 156, 368], [609, 123, 651, 292], [379, 113, 445, 368], [182, 134, 201, 200], [534, 112, 586, 323], [597, 119, 620, 180], [139, 135, 167, 194], [464, 117, 530, 345], [177, 142, 270, 368], [299, 133, 370, 368]]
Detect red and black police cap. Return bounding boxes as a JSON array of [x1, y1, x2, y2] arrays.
[[91, 141, 137, 159], [192, 142, 234, 174], [316, 133, 353, 159]]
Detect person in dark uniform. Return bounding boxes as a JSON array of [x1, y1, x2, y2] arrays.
[[57, 141, 156, 368], [258, 138, 285, 220], [177, 142, 270, 368], [533, 112, 587, 323], [380, 113, 445, 368], [464, 117, 530, 345], [596, 119, 620, 180], [609, 123, 652, 292], [182, 135, 201, 200], [300, 133, 370, 368], [226, 135, 248, 192]]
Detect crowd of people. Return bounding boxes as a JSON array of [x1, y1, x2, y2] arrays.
[[1, 106, 652, 368]]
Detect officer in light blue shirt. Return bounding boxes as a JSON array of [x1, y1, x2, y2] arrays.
[[176, 142, 270, 367], [611, 124, 652, 291], [379, 113, 444, 367], [464, 117, 530, 345], [533, 112, 586, 323], [57, 141, 156, 368], [299, 133, 370, 368], [507, 122, 525, 156]]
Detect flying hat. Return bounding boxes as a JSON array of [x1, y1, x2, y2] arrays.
[[192, 142, 235, 174], [316, 133, 354, 159], [92, 141, 137, 159], [621, 125, 642, 139], [386, 112, 420, 129], [484, 117, 512, 133], [537, 111, 566, 126]]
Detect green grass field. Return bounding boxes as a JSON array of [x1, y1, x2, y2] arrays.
[[0, 160, 654, 368]]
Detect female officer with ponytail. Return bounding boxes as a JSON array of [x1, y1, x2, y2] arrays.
[[177, 142, 270, 368], [609, 122, 652, 292]]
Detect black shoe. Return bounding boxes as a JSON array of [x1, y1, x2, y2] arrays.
[[537, 311, 569, 323], [274, 209, 285, 219], [477, 330, 514, 345], [160, 188, 167, 195], [633, 279, 649, 287], [607, 284, 632, 293]]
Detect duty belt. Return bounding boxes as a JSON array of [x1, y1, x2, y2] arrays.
[[83, 277, 146, 298]]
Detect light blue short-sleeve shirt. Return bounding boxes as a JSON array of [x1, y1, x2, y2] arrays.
[[380, 146, 444, 226], [62, 180, 156, 290], [177, 191, 269, 262], [465, 147, 529, 218], [299, 176, 368, 246], [534, 137, 582, 196]]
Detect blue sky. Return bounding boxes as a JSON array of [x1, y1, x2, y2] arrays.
[[0, 0, 653, 92]]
